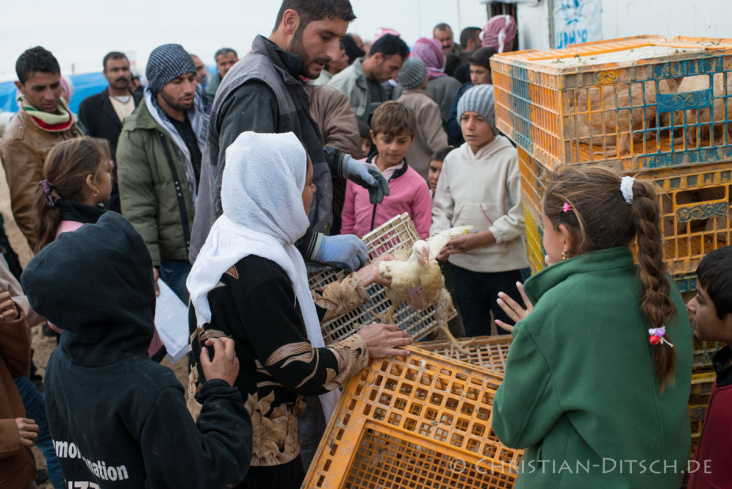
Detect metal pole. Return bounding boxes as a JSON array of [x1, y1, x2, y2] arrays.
[[456, 0, 462, 32], [548, 0, 556, 49]]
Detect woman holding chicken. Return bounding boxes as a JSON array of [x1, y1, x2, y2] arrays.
[[186, 132, 411, 489]]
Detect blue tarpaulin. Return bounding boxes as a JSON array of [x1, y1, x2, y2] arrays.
[[0, 72, 108, 114]]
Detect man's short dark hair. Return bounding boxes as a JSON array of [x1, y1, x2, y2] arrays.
[[469, 47, 498, 70], [274, 0, 356, 32], [433, 23, 451, 34], [103, 52, 128, 70], [697, 246, 732, 319], [214, 48, 237, 61], [431, 146, 455, 161], [369, 34, 409, 61], [460, 27, 482, 49], [16, 46, 60, 84]]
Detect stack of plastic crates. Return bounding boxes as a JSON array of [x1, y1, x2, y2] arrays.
[[309, 213, 456, 345], [303, 346, 523, 488], [688, 339, 721, 457], [417, 336, 513, 375], [519, 146, 732, 287], [494, 36, 732, 477], [492, 35, 732, 290]]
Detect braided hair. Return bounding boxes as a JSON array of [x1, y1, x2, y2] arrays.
[[543, 165, 676, 390]]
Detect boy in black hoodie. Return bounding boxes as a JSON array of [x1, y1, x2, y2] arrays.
[[21, 212, 252, 488]]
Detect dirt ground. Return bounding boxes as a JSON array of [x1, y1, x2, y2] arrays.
[[1, 163, 189, 487]]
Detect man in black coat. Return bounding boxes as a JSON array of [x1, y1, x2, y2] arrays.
[[78, 52, 142, 212]]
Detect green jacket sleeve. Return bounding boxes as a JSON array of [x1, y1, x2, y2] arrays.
[[116, 129, 161, 266], [491, 324, 564, 449]]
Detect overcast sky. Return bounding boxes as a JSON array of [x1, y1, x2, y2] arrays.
[[0, 0, 488, 80]]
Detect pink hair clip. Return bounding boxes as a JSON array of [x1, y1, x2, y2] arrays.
[[562, 203, 572, 213]]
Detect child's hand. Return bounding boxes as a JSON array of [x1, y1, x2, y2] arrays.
[[444, 231, 495, 256], [200, 337, 239, 387], [15, 418, 39, 446], [495, 282, 534, 333], [0, 291, 18, 321]]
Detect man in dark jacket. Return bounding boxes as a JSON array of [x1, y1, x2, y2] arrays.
[[189, 0, 389, 274], [21, 212, 252, 489], [78, 51, 142, 212]]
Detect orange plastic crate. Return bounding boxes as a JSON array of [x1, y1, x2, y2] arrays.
[[303, 347, 523, 488], [493, 35, 732, 173], [417, 336, 513, 374], [309, 214, 456, 345], [517, 147, 732, 283]]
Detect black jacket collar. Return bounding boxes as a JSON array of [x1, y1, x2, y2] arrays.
[[252, 35, 303, 82], [366, 152, 409, 181], [713, 346, 732, 388]]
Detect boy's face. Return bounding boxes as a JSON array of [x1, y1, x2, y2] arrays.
[[428, 159, 443, 192], [361, 137, 372, 158], [460, 111, 494, 153], [371, 130, 414, 167], [687, 284, 732, 342], [470, 64, 492, 86]]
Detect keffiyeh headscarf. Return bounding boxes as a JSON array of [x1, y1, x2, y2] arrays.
[[411, 37, 447, 80], [482, 15, 517, 53], [144, 43, 210, 207], [146, 43, 196, 94]]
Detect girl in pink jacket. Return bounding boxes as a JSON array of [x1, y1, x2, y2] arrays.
[[341, 102, 432, 239]]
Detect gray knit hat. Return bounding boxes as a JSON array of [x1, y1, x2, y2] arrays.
[[146, 44, 196, 94], [398, 58, 428, 91], [457, 84, 497, 135]]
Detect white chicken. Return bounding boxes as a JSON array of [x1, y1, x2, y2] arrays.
[[376, 226, 473, 353]]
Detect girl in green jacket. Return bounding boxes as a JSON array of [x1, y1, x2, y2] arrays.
[[492, 165, 693, 489]]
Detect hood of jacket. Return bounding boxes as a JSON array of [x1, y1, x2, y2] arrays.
[[460, 134, 514, 161], [21, 212, 156, 365]]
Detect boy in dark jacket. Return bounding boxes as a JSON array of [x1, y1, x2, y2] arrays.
[[21, 212, 252, 488], [686, 246, 732, 489]]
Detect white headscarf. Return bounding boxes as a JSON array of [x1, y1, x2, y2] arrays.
[[187, 131, 338, 420]]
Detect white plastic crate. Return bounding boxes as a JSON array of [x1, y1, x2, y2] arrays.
[[309, 214, 457, 345]]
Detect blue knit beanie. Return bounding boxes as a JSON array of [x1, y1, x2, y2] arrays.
[[457, 84, 497, 135], [146, 44, 195, 94]]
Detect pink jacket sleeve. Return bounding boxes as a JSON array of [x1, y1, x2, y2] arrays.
[[340, 180, 357, 236], [411, 179, 433, 239]]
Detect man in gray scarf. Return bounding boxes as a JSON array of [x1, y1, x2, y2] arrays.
[[117, 43, 211, 303]]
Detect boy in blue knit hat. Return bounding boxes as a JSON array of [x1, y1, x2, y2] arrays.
[[431, 84, 528, 337]]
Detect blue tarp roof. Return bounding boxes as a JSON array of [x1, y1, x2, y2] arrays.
[[0, 72, 110, 114]]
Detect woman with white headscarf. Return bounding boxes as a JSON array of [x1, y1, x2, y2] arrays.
[[187, 131, 411, 488]]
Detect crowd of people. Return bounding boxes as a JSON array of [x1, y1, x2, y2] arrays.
[[0, 1, 730, 489]]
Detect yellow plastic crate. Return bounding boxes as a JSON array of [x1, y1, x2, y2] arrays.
[[309, 214, 456, 345], [517, 148, 732, 284], [692, 338, 723, 368], [417, 336, 513, 374], [689, 369, 716, 457], [303, 346, 523, 488], [493, 36, 732, 173], [523, 206, 545, 275]]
